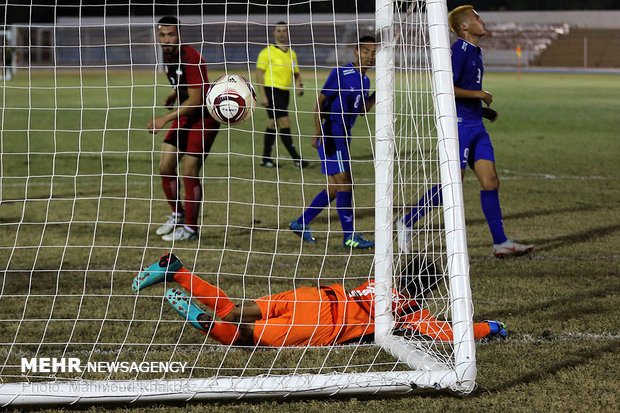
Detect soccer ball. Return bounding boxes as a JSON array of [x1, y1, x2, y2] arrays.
[[205, 74, 256, 125]]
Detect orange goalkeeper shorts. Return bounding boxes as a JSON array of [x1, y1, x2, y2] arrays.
[[253, 286, 343, 347]]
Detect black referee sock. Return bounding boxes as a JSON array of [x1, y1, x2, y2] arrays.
[[280, 128, 301, 160], [263, 128, 277, 162]]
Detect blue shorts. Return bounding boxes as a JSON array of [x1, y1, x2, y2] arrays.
[[317, 120, 351, 176], [458, 122, 495, 170]]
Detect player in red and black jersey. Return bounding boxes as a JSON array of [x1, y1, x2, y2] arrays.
[[148, 16, 220, 241]]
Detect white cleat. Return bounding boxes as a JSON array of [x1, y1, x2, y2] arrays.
[[493, 240, 534, 258], [156, 214, 185, 235], [396, 217, 414, 253], [161, 226, 197, 241]]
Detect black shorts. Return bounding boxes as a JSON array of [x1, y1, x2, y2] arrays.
[[264, 87, 290, 119]]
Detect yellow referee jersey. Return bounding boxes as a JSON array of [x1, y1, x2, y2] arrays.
[[256, 45, 299, 90]]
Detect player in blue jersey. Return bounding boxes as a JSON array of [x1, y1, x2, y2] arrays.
[[396, 6, 533, 258], [289, 36, 376, 249]]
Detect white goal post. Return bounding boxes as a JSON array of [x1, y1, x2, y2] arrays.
[[0, 0, 474, 406], [374, 0, 475, 391]]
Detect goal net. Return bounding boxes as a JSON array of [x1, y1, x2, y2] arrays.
[[0, 0, 474, 406]]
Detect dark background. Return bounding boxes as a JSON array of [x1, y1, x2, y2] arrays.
[[1, 0, 619, 24]]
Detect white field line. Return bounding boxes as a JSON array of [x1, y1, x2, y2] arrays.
[[496, 169, 613, 181], [529, 255, 620, 262], [508, 332, 620, 343], [1, 332, 618, 359]]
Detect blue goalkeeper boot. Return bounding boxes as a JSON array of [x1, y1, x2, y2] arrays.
[[486, 320, 508, 339], [289, 219, 316, 243], [166, 288, 211, 332], [343, 233, 374, 249], [132, 253, 183, 292]]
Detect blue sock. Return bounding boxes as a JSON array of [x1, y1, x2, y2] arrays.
[[480, 189, 508, 245], [404, 185, 442, 227], [336, 191, 354, 239], [299, 190, 333, 226]]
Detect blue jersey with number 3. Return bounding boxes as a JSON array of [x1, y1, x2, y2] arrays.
[[452, 38, 484, 124], [321, 62, 370, 130]]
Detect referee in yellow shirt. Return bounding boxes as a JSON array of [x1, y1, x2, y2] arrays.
[[256, 22, 308, 169]]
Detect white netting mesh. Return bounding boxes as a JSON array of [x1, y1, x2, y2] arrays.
[[0, 0, 471, 404]]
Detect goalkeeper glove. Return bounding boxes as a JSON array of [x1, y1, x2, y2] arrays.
[[486, 320, 508, 339]]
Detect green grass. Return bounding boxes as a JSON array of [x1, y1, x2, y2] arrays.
[[0, 70, 619, 412]]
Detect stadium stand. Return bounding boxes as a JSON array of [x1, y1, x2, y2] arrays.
[[476, 22, 570, 66], [18, 19, 352, 69], [534, 28, 620, 68], [9, 14, 620, 69]]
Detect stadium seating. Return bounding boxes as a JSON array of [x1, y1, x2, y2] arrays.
[[10, 18, 620, 68], [476, 22, 570, 66]]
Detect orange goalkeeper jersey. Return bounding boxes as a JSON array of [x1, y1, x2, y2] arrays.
[[252, 281, 490, 347], [343, 280, 490, 342]]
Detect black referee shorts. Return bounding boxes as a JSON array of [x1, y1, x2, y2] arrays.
[[264, 86, 290, 119]]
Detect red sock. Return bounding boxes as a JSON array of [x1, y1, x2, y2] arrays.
[[182, 176, 202, 232], [201, 321, 239, 345], [162, 174, 184, 214], [173, 268, 235, 319]]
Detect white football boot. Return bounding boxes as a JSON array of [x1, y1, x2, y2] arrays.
[[161, 226, 197, 241], [493, 240, 534, 258], [156, 214, 185, 235]]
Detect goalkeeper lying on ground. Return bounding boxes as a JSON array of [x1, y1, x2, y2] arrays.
[[132, 254, 507, 346]]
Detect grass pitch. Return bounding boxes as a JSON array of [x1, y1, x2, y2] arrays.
[[0, 70, 619, 412]]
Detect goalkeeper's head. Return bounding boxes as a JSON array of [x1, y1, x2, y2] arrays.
[[398, 257, 441, 299]]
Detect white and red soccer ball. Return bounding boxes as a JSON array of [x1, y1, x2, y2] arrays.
[[206, 74, 256, 125]]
